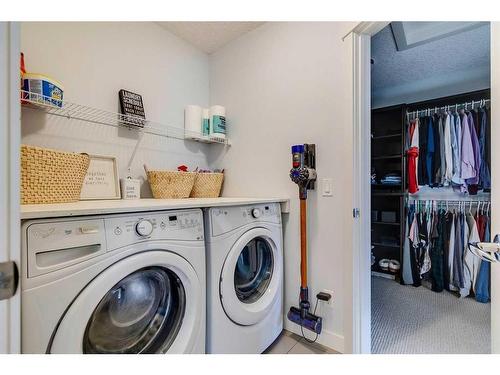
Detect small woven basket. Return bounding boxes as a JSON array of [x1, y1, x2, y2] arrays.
[[21, 145, 90, 204], [146, 169, 197, 199], [190, 172, 224, 198]]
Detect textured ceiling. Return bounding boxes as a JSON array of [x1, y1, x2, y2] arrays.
[[157, 22, 265, 54], [371, 23, 490, 107]]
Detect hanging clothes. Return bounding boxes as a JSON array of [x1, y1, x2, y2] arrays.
[[475, 214, 491, 303], [451, 113, 464, 191], [402, 204, 415, 285], [438, 115, 446, 186], [460, 112, 475, 182], [407, 147, 419, 194], [465, 211, 482, 294], [418, 116, 429, 185], [466, 111, 481, 195], [402, 200, 491, 302], [406, 103, 491, 195], [478, 107, 491, 191], [446, 212, 457, 291], [430, 208, 445, 292], [432, 114, 442, 187], [443, 113, 453, 186], [426, 116, 436, 187], [407, 118, 420, 194]]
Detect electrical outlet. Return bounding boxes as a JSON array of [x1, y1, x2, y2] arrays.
[[321, 289, 334, 305]]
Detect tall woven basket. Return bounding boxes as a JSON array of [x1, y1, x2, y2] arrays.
[[21, 145, 90, 204], [146, 169, 197, 199], [190, 172, 224, 198]]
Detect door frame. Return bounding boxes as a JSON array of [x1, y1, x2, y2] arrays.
[[351, 21, 499, 354], [350, 21, 388, 354], [0, 21, 21, 354]]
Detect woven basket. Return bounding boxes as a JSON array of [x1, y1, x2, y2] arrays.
[[21, 145, 90, 204], [147, 170, 197, 199], [190, 172, 224, 198]]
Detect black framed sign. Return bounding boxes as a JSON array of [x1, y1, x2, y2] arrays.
[[119, 89, 146, 127]]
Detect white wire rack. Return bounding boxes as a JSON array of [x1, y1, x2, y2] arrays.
[[406, 98, 490, 120], [20, 90, 230, 146]]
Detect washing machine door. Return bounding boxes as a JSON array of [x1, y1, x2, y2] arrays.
[[50, 251, 202, 354], [220, 228, 282, 326]]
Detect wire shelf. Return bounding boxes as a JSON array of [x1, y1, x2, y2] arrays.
[[20, 90, 230, 146]]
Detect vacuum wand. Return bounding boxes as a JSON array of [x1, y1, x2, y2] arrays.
[[287, 144, 322, 334]]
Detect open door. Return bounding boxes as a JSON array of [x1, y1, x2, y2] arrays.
[[0, 21, 21, 354], [353, 21, 500, 354]]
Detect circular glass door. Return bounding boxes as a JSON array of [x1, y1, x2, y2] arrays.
[[234, 237, 274, 304], [220, 228, 282, 326], [83, 267, 185, 354], [50, 250, 202, 354]]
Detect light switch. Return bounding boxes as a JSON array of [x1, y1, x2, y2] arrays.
[[322, 178, 333, 197]]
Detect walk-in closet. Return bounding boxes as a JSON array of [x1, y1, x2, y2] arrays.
[[370, 22, 492, 354]]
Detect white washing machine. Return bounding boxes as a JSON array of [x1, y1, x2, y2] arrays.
[[205, 203, 283, 354], [21, 209, 206, 354]]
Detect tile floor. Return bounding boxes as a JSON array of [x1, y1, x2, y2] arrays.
[[263, 330, 339, 354]]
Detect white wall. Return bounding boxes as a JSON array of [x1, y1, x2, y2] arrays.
[[208, 22, 357, 352], [21, 22, 211, 197]]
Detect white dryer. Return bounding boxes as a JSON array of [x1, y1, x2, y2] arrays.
[[205, 203, 283, 354], [21, 209, 205, 354]]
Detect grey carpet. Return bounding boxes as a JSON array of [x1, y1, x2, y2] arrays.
[[371, 276, 490, 354]]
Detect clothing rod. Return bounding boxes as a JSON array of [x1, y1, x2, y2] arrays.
[[408, 198, 490, 203], [406, 99, 490, 118]]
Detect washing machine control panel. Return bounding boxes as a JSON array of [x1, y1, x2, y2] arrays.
[[210, 203, 281, 237], [105, 209, 204, 250]]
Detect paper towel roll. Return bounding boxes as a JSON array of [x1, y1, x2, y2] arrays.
[[209, 105, 226, 140], [184, 105, 203, 139], [202, 108, 210, 138]]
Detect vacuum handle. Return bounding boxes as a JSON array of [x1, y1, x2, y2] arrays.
[[300, 199, 307, 288]]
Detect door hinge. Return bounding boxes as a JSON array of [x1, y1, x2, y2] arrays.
[[353, 208, 360, 219], [0, 261, 19, 301]]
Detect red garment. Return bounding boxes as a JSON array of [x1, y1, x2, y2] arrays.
[[407, 146, 419, 194], [476, 213, 486, 241]]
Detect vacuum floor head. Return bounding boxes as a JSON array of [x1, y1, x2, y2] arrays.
[[287, 306, 322, 334]]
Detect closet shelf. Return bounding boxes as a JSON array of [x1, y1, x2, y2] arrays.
[[20, 90, 230, 146], [372, 133, 402, 140], [372, 221, 400, 226], [372, 192, 405, 197], [372, 154, 402, 160], [372, 242, 400, 248]]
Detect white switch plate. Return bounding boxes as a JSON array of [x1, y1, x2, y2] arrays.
[[322, 178, 333, 196]]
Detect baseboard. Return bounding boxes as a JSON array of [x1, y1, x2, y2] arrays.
[[283, 316, 345, 353]]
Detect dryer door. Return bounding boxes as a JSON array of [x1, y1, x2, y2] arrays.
[[50, 251, 202, 354], [220, 228, 282, 326]]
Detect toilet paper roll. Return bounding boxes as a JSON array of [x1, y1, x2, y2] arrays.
[[202, 108, 210, 138], [184, 105, 203, 139], [209, 105, 226, 140]]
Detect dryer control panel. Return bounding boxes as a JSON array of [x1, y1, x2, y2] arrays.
[[105, 209, 204, 250], [209, 203, 281, 237]]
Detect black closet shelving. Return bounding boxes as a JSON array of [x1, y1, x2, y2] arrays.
[[371, 104, 406, 280]]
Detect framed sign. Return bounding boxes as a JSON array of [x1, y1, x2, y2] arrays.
[[80, 155, 121, 200], [119, 89, 146, 128]]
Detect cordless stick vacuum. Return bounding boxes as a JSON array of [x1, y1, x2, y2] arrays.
[[287, 144, 322, 334]]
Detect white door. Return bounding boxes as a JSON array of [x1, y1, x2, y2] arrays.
[[220, 228, 282, 325], [50, 251, 203, 354], [0, 21, 21, 354]]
